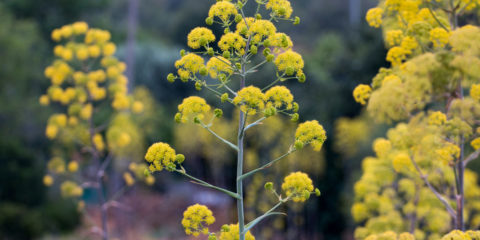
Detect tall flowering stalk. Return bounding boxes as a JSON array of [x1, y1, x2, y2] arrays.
[[352, 0, 480, 239], [41, 22, 154, 240], [145, 0, 326, 239]]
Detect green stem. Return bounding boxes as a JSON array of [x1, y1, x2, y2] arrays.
[[238, 149, 295, 181], [175, 169, 241, 199], [244, 117, 266, 131]]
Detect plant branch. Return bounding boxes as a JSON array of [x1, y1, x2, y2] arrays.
[[238, 149, 295, 181], [175, 169, 241, 200]]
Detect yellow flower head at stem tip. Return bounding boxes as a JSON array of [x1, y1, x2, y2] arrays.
[[353, 84, 372, 105], [233, 86, 266, 115], [366, 8, 383, 28], [208, 1, 238, 22], [266, 0, 293, 19], [181, 204, 215, 237], [295, 120, 327, 151], [281, 171, 315, 202], [174, 53, 205, 81], [206, 57, 233, 79], [264, 85, 294, 110], [176, 96, 211, 123], [145, 142, 184, 172], [188, 27, 216, 49], [274, 50, 304, 76], [219, 224, 255, 240]]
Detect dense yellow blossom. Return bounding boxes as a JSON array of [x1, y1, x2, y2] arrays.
[[60, 181, 83, 198], [429, 28, 450, 48], [366, 8, 383, 28], [274, 50, 304, 76], [264, 86, 294, 110], [181, 204, 215, 236], [187, 27, 216, 49], [386, 47, 407, 66], [233, 86, 266, 115], [176, 96, 211, 123], [281, 171, 314, 202], [386, 30, 404, 47], [267, 32, 293, 50], [218, 32, 246, 54], [295, 120, 327, 151], [428, 111, 447, 125], [471, 84, 480, 101], [174, 53, 205, 80], [266, 0, 293, 19], [219, 224, 255, 240], [145, 142, 183, 172], [392, 153, 414, 173], [206, 57, 232, 79], [249, 20, 277, 44], [373, 138, 392, 157], [353, 84, 372, 105], [208, 1, 238, 22], [471, 138, 480, 150]]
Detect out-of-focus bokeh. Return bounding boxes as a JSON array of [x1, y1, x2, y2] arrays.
[[0, 0, 394, 239]]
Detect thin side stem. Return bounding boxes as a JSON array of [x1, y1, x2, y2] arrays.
[[175, 169, 241, 199], [238, 150, 295, 181], [200, 122, 239, 151]]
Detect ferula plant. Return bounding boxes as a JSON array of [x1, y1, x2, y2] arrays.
[[41, 22, 154, 240], [145, 0, 325, 239], [353, 0, 480, 239]]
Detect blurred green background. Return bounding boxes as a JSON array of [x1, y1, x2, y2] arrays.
[[0, 0, 392, 239]]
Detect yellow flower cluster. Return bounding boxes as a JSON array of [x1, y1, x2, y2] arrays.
[[281, 171, 314, 202], [471, 84, 480, 101], [436, 142, 460, 165], [233, 86, 266, 115], [264, 86, 294, 110], [294, 120, 327, 151], [45, 114, 67, 139], [471, 138, 480, 150], [267, 32, 293, 50], [353, 84, 372, 105], [428, 111, 447, 125], [51, 21, 89, 41], [386, 47, 407, 66], [208, 1, 238, 22], [181, 204, 215, 236], [219, 224, 255, 240], [392, 153, 414, 173], [206, 57, 233, 79], [366, 8, 383, 28], [441, 230, 480, 240], [145, 142, 184, 172], [174, 53, 205, 81], [60, 181, 83, 198], [386, 30, 404, 47], [373, 138, 392, 157], [218, 32, 246, 55], [429, 27, 450, 48], [188, 27, 216, 49], [274, 50, 304, 76], [365, 231, 415, 240], [176, 96, 211, 123], [266, 0, 293, 19], [251, 20, 278, 44]]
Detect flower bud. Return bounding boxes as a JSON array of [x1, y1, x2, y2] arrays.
[[199, 67, 208, 76], [144, 168, 151, 177], [206, 17, 214, 25], [167, 73, 176, 83], [208, 234, 217, 240], [221, 225, 230, 232], [224, 28, 230, 34], [291, 113, 299, 122], [214, 108, 223, 118], [255, 13, 262, 20], [195, 82, 202, 91], [223, 51, 230, 59], [221, 93, 229, 103], [207, 47, 214, 56], [263, 48, 271, 56], [297, 72, 306, 83], [315, 188, 321, 196], [264, 107, 277, 117], [250, 45, 258, 55], [193, 116, 201, 124], [286, 66, 294, 76], [235, 63, 242, 70], [293, 102, 299, 112], [236, 1, 244, 8], [294, 140, 304, 150], [266, 54, 274, 62], [264, 182, 274, 191], [303, 190, 311, 200], [263, 39, 270, 48], [180, 49, 186, 57], [175, 154, 185, 164], [174, 113, 182, 123], [235, 14, 243, 23], [294, 16, 300, 25]]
